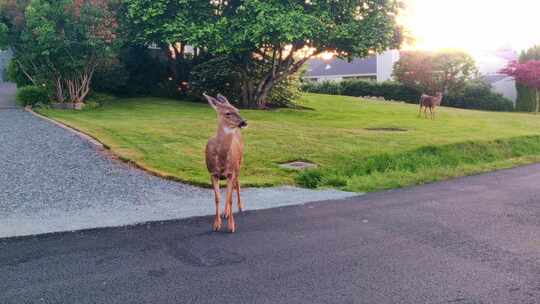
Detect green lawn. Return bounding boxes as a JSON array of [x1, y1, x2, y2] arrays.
[[37, 93, 540, 192]]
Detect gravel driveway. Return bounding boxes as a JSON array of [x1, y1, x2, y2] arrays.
[[0, 83, 16, 109], [0, 86, 355, 238]]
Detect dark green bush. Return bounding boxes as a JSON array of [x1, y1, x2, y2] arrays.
[[302, 79, 421, 103], [301, 81, 342, 95], [191, 56, 303, 107], [190, 56, 242, 103], [340, 79, 376, 97], [16, 85, 48, 106], [92, 46, 165, 96], [301, 78, 513, 111], [515, 83, 536, 112], [443, 82, 514, 112], [295, 170, 323, 189]]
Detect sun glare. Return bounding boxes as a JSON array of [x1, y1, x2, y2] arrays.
[[401, 0, 540, 52]]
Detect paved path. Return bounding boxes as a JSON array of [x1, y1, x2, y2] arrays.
[[0, 84, 354, 238], [2, 163, 540, 303], [0, 82, 16, 108]]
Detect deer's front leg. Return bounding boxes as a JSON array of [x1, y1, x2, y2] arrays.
[[225, 177, 236, 233], [211, 176, 222, 232], [235, 178, 244, 212]]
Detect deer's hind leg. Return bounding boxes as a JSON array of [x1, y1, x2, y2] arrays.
[[211, 176, 222, 232]]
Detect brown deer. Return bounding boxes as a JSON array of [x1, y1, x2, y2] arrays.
[[203, 93, 248, 233], [419, 92, 443, 119]]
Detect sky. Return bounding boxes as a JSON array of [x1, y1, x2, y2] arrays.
[[401, 0, 540, 52]]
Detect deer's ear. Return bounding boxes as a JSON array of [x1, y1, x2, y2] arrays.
[[203, 93, 219, 110], [216, 94, 231, 106]]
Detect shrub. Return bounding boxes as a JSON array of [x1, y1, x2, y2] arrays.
[[83, 92, 117, 109], [268, 69, 303, 107], [302, 79, 421, 103], [341, 79, 376, 97], [190, 56, 241, 103], [301, 81, 342, 95], [16, 85, 48, 107], [190, 56, 303, 107], [295, 170, 323, 189], [443, 82, 514, 112]]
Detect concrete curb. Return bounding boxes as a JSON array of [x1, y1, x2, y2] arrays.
[[25, 106, 105, 149]]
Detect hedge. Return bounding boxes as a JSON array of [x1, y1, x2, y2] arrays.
[[301, 79, 514, 112]]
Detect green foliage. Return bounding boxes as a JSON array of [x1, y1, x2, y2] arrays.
[[394, 50, 478, 95], [190, 56, 302, 107], [1, 0, 121, 102], [302, 80, 421, 103], [91, 59, 130, 94], [515, 45, 540, 112], [16, 85, 48, 106], [267, 70, 303, 107], [302, 79, 512, 111], [0, 22, 8, 49], [87, 92, 116, 104], [6, 60, 31, 87], [189, 56, 241, 103], [295, 170, 323, 189], [516, 83, 537, 112], [301, 81, 342, 95], [125, 0, 402, 107], [444, 82, 514, 112], [307, 135, 540, 192]]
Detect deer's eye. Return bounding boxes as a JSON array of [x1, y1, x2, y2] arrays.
[[226, 112, 232, 116]]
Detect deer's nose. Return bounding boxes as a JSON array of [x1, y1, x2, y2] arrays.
[[239, 120, 248, 128]]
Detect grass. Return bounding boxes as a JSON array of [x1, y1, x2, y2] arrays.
[[36, 93, 540, 192]]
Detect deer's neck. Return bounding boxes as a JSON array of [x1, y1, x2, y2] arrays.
[[216, 123, 240, 143]]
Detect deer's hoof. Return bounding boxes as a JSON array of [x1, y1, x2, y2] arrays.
[[228, 222, 236, 233], [212, 219, 222, 232]]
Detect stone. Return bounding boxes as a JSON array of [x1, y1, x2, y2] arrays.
[[279, 161, 318, 170]]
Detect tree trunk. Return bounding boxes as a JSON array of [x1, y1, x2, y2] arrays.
[[54, 76, 65, 103], [534, 89, 540, 114]]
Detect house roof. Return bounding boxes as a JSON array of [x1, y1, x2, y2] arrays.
[[305, 57, 377, 77], [483, 74, 510, 85]]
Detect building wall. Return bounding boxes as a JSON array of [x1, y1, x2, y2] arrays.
[[376, 50, 400, 82], [491, 77, 517, 103]]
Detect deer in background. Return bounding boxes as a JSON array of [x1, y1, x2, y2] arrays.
[[204, 93, 248, 233], [419, 92, 443, 119]]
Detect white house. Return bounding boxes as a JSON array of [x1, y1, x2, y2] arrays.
[[474, 47, 518, 103], [303, 50, 400, 83]]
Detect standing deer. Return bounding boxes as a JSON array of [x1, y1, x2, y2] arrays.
[[203, 93, 248, 233], [419, 92, 443, 119]]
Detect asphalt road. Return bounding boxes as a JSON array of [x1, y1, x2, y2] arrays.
[[2, 163, 540, 304]]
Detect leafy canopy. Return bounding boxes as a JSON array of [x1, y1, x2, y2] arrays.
[[393, 50, 477, 95]]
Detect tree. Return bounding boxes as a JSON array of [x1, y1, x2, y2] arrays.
[[515, 45, 540, 112], [501, 60, 540, 114], [125, 0, 403, 108], [393, 50, 477, 95], [0, 0, 120, 103]]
